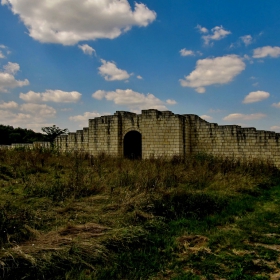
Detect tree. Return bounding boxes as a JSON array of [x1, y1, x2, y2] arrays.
[[0, 124, 46, 145], [41, 125, 69, 142]]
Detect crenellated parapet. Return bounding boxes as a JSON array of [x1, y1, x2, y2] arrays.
[[55, 110, 280, 167]]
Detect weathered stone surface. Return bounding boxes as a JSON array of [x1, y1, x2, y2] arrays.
[[55, 109, 280, 167]]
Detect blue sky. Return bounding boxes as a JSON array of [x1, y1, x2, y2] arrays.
[[0, 0, 280, 132]]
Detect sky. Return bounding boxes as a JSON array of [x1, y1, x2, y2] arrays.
[[1, 0, 280, 133]]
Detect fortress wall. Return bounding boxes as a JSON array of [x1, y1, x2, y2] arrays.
[[55, 134, 68, 151], [67, 132, 77, 150], [53, 110, 280, 168], [115, 111, 142, 156], [183, 115, 194, 156], [189, 116, 280, 167], [76, 130, 84, 150], [141, 110, 184, 158], [83, 128, 89, 151], [88, 115, 119, 156]]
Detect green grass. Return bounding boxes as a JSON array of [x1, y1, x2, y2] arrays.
[[0, 148, 280, 279]]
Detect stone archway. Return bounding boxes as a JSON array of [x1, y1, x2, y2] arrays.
[[123, 130, 142, 159]]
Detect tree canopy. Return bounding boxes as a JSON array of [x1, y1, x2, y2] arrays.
[[41, 125, 69, 142], [0, 124, 47, 145]]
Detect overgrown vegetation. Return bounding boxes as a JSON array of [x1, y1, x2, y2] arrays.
[[0, 149, 280, 279]]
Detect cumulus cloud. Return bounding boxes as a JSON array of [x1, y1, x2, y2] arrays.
[[179, 55, 245, 92], [70, 111, 101, 122], [242, 91, 270, 104], [3, 62, 20, 74], [166, 99, 177, 105], [180, 49, 202, 57], [240, 35, 252, 46], [272, 102, 280, 108], [223, 113, 266, 121], [0, 103, 56, 131], [195, 87, 206, 94], [19, 89, 82, 103], [20, 103, 56, 118], [137, 75, 143, 80], [78, 44, 96, 56], [0, 101, 18, 109], [2, 0, 156, 45], [200, 26, 231, 45], [0, 62, 29, 92], [253, 46, 280, 58], [200, 115, 212, 121], [69, 111, 105, 127], [98, 59, 131, 81], [180, 49, 195, 56], [0, 45, 8, 58], [92, 89, 176, 112], [196, 25, 208, 33]]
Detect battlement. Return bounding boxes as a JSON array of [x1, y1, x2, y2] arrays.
[[55, 110, 280, 167]]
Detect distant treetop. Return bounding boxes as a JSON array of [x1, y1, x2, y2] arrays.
[[41, 125, 69, 142]]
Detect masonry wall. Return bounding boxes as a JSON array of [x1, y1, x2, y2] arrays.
[[141, 110, 186, 158], [188, 115, 280, 167], [55, 110, 280, 168], [88, 114, 120, 156]]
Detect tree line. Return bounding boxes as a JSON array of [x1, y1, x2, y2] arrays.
[[0, 124, 68, 145]]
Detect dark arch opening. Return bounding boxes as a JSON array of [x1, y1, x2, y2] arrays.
[[123, 131, 142, 159]]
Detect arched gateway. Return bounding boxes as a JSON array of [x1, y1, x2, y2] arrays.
[[123, 130, 142, 159]]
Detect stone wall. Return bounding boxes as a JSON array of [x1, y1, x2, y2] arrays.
[[0, 142, 51, 150], [55, 109, 280, 167]]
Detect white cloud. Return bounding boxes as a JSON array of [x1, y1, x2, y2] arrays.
[[240, 35, 252, 46], [137, 75, 143, 80], [98, 59, 131, 81], [195, 87, 206, 94], [223, 113, 266, 121], [78, 44, 96, 56], [180, 49, 195, 56], [2, 0, 156, 45], [19, 89, 81, 103], [3, 62, 20, 74], [70, 111, 112, 127], [200, 115, 212, 121], [69, 111, 101, 122], [0, 62, 29, 92], [253, 46, 280, 58], [0, 103, 56, 131], [196, 25, 208, 33], [272, 102, 280, 108], [270, 126, 280, 132], [242, 91, 270, 104], [92, 89, 176, 111], [20, 103, 56, 118], [166, 99, 177, 105], [0, 51, 4, 59], [179, 55, 245, 92], [0, 101, 18, 109], [201, 26, 231, 45]]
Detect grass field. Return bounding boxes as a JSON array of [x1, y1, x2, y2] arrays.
[[0, 148, 280, 279]]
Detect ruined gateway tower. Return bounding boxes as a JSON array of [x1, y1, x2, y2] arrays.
[[55, 109, 280, 167]]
